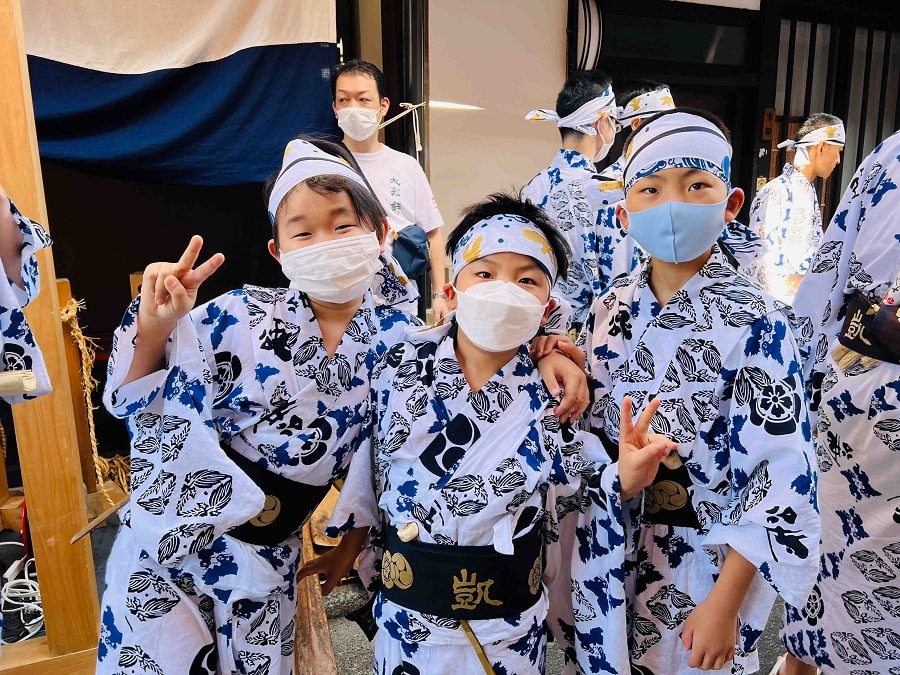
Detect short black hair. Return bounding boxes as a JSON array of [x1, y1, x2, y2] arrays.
[[555, 69, 613, 142], [331, 59, 387, 101], [795, 113, 843, 141], [622, 106, 732, 152], [263, 136, 387, 250], [446, 192, 570, 281], [618, 81, 670, 109]]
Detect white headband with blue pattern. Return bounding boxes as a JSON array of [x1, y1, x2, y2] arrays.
[[452, 214, 559, 282], [622, 112, 732, 194]]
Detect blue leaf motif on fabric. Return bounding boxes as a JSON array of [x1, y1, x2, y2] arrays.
[[836, 508, 869, 546], [255, 363, 279, 384], [826, 391, 866, 422], [729, 414, 750, 456], [508, 616, 543, 663], [576, 626, 617, 674], [870, 176, 897, 207], [164, 366, 207, 411], [839, 464, 883, 501], [98, 605, 123, 662], [652, 530, 695, 569], [200, 303, 239, 349], [198, 537, 238, 585]]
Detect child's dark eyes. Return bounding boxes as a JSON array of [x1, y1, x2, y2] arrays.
[[640, 186, 658, 194], [519, 277, 537, 286], [475, 271, 493, 279], [335, 223, 358, 231], [688, 182, 711, 191]]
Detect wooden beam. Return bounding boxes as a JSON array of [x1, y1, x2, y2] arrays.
[[0, 0, 99, 658], [294, 521, 338, 675], [0, 638, 96, 675]]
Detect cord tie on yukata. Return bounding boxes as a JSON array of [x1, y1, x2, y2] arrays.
[[267, 139, 369, 223], [616, 86, 676, 123], [622, 111, 732, 194], [777, 123, 845, 168], [524, 85, 617, 136]]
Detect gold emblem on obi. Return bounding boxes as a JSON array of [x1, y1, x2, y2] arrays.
[[382, 550, 414, 590], [249, 494, 281, 526], [844, 309, 872, 346], [451, 569, 503, 611], [528, 555, 542, 595], [645, 480, 689, 514]]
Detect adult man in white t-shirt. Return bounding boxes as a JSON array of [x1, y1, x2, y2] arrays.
[[332, 59, 448, 320]]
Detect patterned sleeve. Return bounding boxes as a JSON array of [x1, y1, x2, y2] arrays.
[[0, 200, 54, 402], [7, 199, 52, 306], [753, 185, 788, 291], [793, 135, 900, 411], [702, 311, 820, 608]]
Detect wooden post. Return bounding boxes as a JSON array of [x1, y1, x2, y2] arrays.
[[295, 521, 338, 675], [0, 0, 99, 666]]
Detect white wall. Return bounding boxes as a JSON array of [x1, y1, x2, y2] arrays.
[[427, 0, 567, 232]]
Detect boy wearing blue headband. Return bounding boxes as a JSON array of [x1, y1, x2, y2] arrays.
[[569, 110, 820, 673], [318, 193, 675, 674]]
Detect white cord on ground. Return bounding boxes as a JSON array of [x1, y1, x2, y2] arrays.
[[1, 556, 43, 644]]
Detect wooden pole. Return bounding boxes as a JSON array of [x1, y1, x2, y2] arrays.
[[0, 0, 99, 661]]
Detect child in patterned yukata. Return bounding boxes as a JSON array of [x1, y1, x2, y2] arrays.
[[96, 138, 425, 674], [773, 130, 900, 675], [0, 181, 53, 402], [559, 110, 820, 674], [314, 193, 677, 675]]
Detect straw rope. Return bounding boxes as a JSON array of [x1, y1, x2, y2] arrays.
[[60, 298, 126, 506]]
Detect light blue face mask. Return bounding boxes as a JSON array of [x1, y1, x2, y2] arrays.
[[625, 198, 728, 263]]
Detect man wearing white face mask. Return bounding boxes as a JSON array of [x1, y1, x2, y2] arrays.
[[523, 69, 626, 333], [331, 59, 449, 321]]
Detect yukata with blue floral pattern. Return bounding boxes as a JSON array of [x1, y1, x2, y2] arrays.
[[572, 244, 819, 674], [97, 265, 418, 675], [0, 198, 52, 402], [523, 150, 636, 328], [746, 163, 823, 303], [781, 130, 900, 674], [329, 320, 629, 675]]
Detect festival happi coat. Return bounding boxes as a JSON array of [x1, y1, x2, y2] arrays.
[[575, 244, 820, 674], [97, 276, 416, 675], [523, 149, 638, 326], [746, 162, 825, 303], [782, 130, 900, 673], [570, 111, 819, 675], [0, 199, 52, 403], [330, 214, 630, 674]]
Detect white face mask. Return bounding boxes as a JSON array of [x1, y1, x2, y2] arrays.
[[454, 280, 548, 353], [593, 116, 615, 162], [280, 232, 382, 303], [337, 107, 380, 142]]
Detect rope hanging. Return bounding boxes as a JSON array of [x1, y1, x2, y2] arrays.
[[60, 297, 127, 506]]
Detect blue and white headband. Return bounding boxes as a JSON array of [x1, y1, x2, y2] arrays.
[[622, 112, 732, 194], [525, 86, 617, 136], [267, 139, 368, 223], [452, 214, 559, 282], [616, 87, 676, 123]]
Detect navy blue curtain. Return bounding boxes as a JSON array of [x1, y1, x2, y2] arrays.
[[28, 42, 340, 185]]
